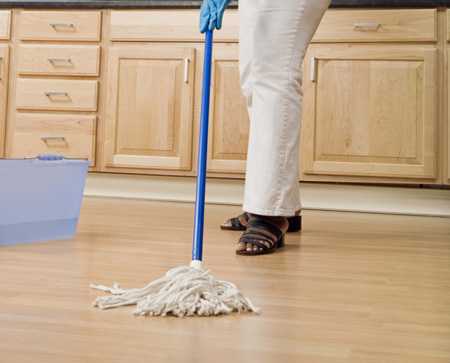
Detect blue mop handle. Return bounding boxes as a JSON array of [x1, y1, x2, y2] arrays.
[[192, 30, 214, 262]]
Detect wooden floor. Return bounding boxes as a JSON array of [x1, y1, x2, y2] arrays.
[[1, 197, 450, 363]]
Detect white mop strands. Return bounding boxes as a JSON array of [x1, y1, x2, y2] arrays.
[[90, 261, 259, 317]]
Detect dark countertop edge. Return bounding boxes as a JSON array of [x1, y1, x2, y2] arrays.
[[0, 1, 446, 10]]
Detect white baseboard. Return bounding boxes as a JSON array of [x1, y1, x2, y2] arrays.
[[84, 173, 450, 218]]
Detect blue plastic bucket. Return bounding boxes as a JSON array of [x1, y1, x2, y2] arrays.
[[0, 156, 89, 245]]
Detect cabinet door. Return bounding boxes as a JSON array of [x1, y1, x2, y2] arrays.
[[302, 45, 437, 180], [104, 45, 195, 171], [207, 44, 249, 174], [0, 45, 8, 157]]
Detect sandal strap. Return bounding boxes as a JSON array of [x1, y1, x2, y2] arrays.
[[247, 219, 284, 240], [231, 213, 249, 228], [245, 228, 278, 245], [239, 217, 285, 251], [230, 217, 243, 229]]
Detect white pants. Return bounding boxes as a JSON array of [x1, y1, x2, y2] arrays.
[[239, 0, 330, 216]]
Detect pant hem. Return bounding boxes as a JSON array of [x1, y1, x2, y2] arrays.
[[243, 205, 302, 217]]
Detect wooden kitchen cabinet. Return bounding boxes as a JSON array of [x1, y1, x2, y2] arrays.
[[205, 44, 249, 174], [301, 44, 438, 182], [1, 7, 448, 187], [103, 44, 195, 171], [0, 44, 9, 157]]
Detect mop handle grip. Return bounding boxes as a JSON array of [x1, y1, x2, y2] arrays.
[[192, 30, 214, 262]]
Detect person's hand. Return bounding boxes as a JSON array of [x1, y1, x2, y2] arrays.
[[199, 0, 231, 33]]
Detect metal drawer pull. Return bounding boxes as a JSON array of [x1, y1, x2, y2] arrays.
[[45, 91, 71, 102], [310, 57, 317, 82], [353, 22, 381, 32], [41, 136, 68, 147], [48, 58, 73, 67], [49, 23, 76, 32], [184, 58, 190, 84]]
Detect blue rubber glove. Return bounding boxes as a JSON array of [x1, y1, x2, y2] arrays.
[[200, 0, 231, 33]]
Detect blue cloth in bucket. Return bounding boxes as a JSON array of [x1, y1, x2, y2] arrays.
[[0, 155, 89, 245]]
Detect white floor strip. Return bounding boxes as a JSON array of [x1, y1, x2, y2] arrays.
[[85, 173, 450, 218]]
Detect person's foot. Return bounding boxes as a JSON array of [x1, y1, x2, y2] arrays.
[[236, 214, 289, 256], [221, 211, 302, 233]]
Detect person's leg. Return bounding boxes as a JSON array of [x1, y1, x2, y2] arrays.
[[238, 0, 256, 102], [243, 0, 330, 217], [220, 0, 257, 234], [238, 0, 330, 254]]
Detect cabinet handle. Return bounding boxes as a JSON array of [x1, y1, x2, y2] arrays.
[[48, 58, 73, 67], [184, 58, 190, 84], [45, 91, 71, 102], [41, 136, 68, 147], [49, 23, 76, 32], [0, 56, 3, 81], [310, 57, 317, 82], [353, 22, 381, 32]]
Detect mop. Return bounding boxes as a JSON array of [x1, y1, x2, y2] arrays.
[[90, 30, 259, 317]]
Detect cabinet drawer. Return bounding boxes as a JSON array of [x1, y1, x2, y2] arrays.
[[110, 10, 239, 42], [17, 10, 101, 41], [0, 10, 11, 40], [17, 45, 100, 76], [10, 113, 95, 162], [16, 79, 98, 112], [312, 9, 437, 43]]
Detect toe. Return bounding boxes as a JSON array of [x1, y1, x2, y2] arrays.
[[222, 220, 232, 228], [237, 241, 246, 252]]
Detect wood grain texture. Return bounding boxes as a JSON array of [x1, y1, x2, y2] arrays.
[[447, 42, 450, 183], [302, 44, 437, 180], [103, 44, 195, 171], [0, 44, 9, 157], [4, 8, 19, 157], [447, 9, 450, 42], [110, 9, 239, 42], [93, 8, 110, 173], [1, 7, 447, 186], [436, 9, 447, 185], [0, 10, 11, 40], [15, 78, 98, 112], [17, 10, 101, 42], [16, 44, 100, 76], [312, 9, 437, 43], [9, 112, 96, 162], [0, 197, 449, 363], [207, 43, 249, 174]]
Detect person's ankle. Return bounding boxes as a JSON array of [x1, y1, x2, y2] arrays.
[[248, 213, 288, 231]]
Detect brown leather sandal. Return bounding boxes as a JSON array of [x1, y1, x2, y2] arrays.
[[221, 212, 302, 233], [236, 215, 288, 256]]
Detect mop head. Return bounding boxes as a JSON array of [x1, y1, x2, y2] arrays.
[[90, 262, 259, 317]]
